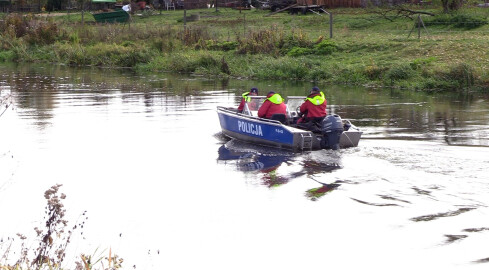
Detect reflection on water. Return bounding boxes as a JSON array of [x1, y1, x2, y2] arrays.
[[1, 63, 489, 270], [304, 183, 341, 201], [217, 141, 299, 188], [217, 140, 343, 199], [411, 207, 476, 222], [217, 142, 292, 173]]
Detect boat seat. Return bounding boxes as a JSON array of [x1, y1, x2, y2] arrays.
[[270, 114, 287, 124]]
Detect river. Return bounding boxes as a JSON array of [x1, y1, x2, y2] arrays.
[[1, 63, 488, 270]]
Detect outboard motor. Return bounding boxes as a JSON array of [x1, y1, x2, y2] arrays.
[[320, 115, 344, 150]]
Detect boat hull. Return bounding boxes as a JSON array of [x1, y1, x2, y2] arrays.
[[217, 107, 362, 151], [217, 107, 313, 151], [92, 10, 129, 23]]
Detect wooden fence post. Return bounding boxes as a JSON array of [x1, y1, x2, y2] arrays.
[[319, 9, 333, 38], [184, 9, 187, 30], [408, 14, 429, 39], [81, 0, 85, 26], [329, 12, 333, 39], [418, 15, 421, 39]]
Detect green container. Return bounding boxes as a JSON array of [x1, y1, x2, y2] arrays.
[[92, 9, 129, 23]]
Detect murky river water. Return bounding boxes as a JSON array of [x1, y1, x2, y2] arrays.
[[1, 63, 489, 270]]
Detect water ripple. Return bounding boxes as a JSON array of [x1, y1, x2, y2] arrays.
[[378, 195, 412, 204], [350, 198, 401, 207], [473, 257, 489, 264], [443, 234, 468, 244], [410, 207, 475, 222], [462, 227, 489, 233]]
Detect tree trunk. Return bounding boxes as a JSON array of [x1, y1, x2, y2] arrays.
[[441, 0, 450, 13], [441, 0, 463, 12]]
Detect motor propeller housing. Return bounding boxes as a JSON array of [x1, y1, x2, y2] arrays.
[[320, 114, 344, 150]]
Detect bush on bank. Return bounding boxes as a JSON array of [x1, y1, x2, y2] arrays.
[[0, 7, 488, 92]]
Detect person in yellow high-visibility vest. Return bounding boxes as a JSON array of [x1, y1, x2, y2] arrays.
[[237, 87, 258, 113], [258, 91, 287, 119], [298, 86, 327, 124]]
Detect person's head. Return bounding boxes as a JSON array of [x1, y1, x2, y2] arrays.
[[267, 91, 275, 97], [250, 87, 258, 95], [310, 86, 320, 94]]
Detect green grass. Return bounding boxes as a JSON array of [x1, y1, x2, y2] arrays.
[[2, 5, 489, 91]]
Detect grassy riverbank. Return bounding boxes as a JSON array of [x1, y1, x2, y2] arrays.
[[1, 4, 489, 91]]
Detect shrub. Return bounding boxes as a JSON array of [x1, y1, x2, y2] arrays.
[[0, 50, 15, 62], [165, 53, 198, 72], [193, 54, 231, 75], [53, 42, 154, 67], [197, 54, 219, 68], [254, 57, 309, 80], [421, 78, 459, 91], [424, 14, 488, 29], [120, 40, 135, 47], [54, 43, 90, 66], [152, 38, 179, 53], [308, 66, 333, 81], [161, 52, 223, 73], [313, 40, 337, 55], [116, 48, 154, 67], [236, 28, 281, 55], [448, 63, 476, 88], [287, 47, 312, 57], [201, 40, 238, 51], [410, 57, 437, 70], [286, 40, 337, 57], [24, 20, 60, 45], [68, 32, 80, 44], [0, 14, 60, 45], [384, 64, 415, 82], [180, 26, 212, 46], [278, 30, 312, 54], [0, 13, 29, 38], [364, 64, 385, 80], [334, 66, 368, 85], [450, 14, 487, 29], [212, 41, 238, 51]]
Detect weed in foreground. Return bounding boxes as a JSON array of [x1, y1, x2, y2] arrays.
[[0, 184, 123, 270]]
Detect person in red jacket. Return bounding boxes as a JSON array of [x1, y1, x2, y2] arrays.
[[298, 86, 327, 123], [237, 87, 258, 113], [258, 91, 287, 119]]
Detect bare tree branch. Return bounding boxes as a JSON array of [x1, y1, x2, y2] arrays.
[[371, 5, 435, 21]]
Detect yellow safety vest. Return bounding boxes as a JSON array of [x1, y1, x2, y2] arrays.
[[242, 92, 252, 102], [266, 93, 284, 104], [306, 91, 325, 106]]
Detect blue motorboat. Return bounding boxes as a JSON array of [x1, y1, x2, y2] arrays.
[[217, 96, 362, 152]]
